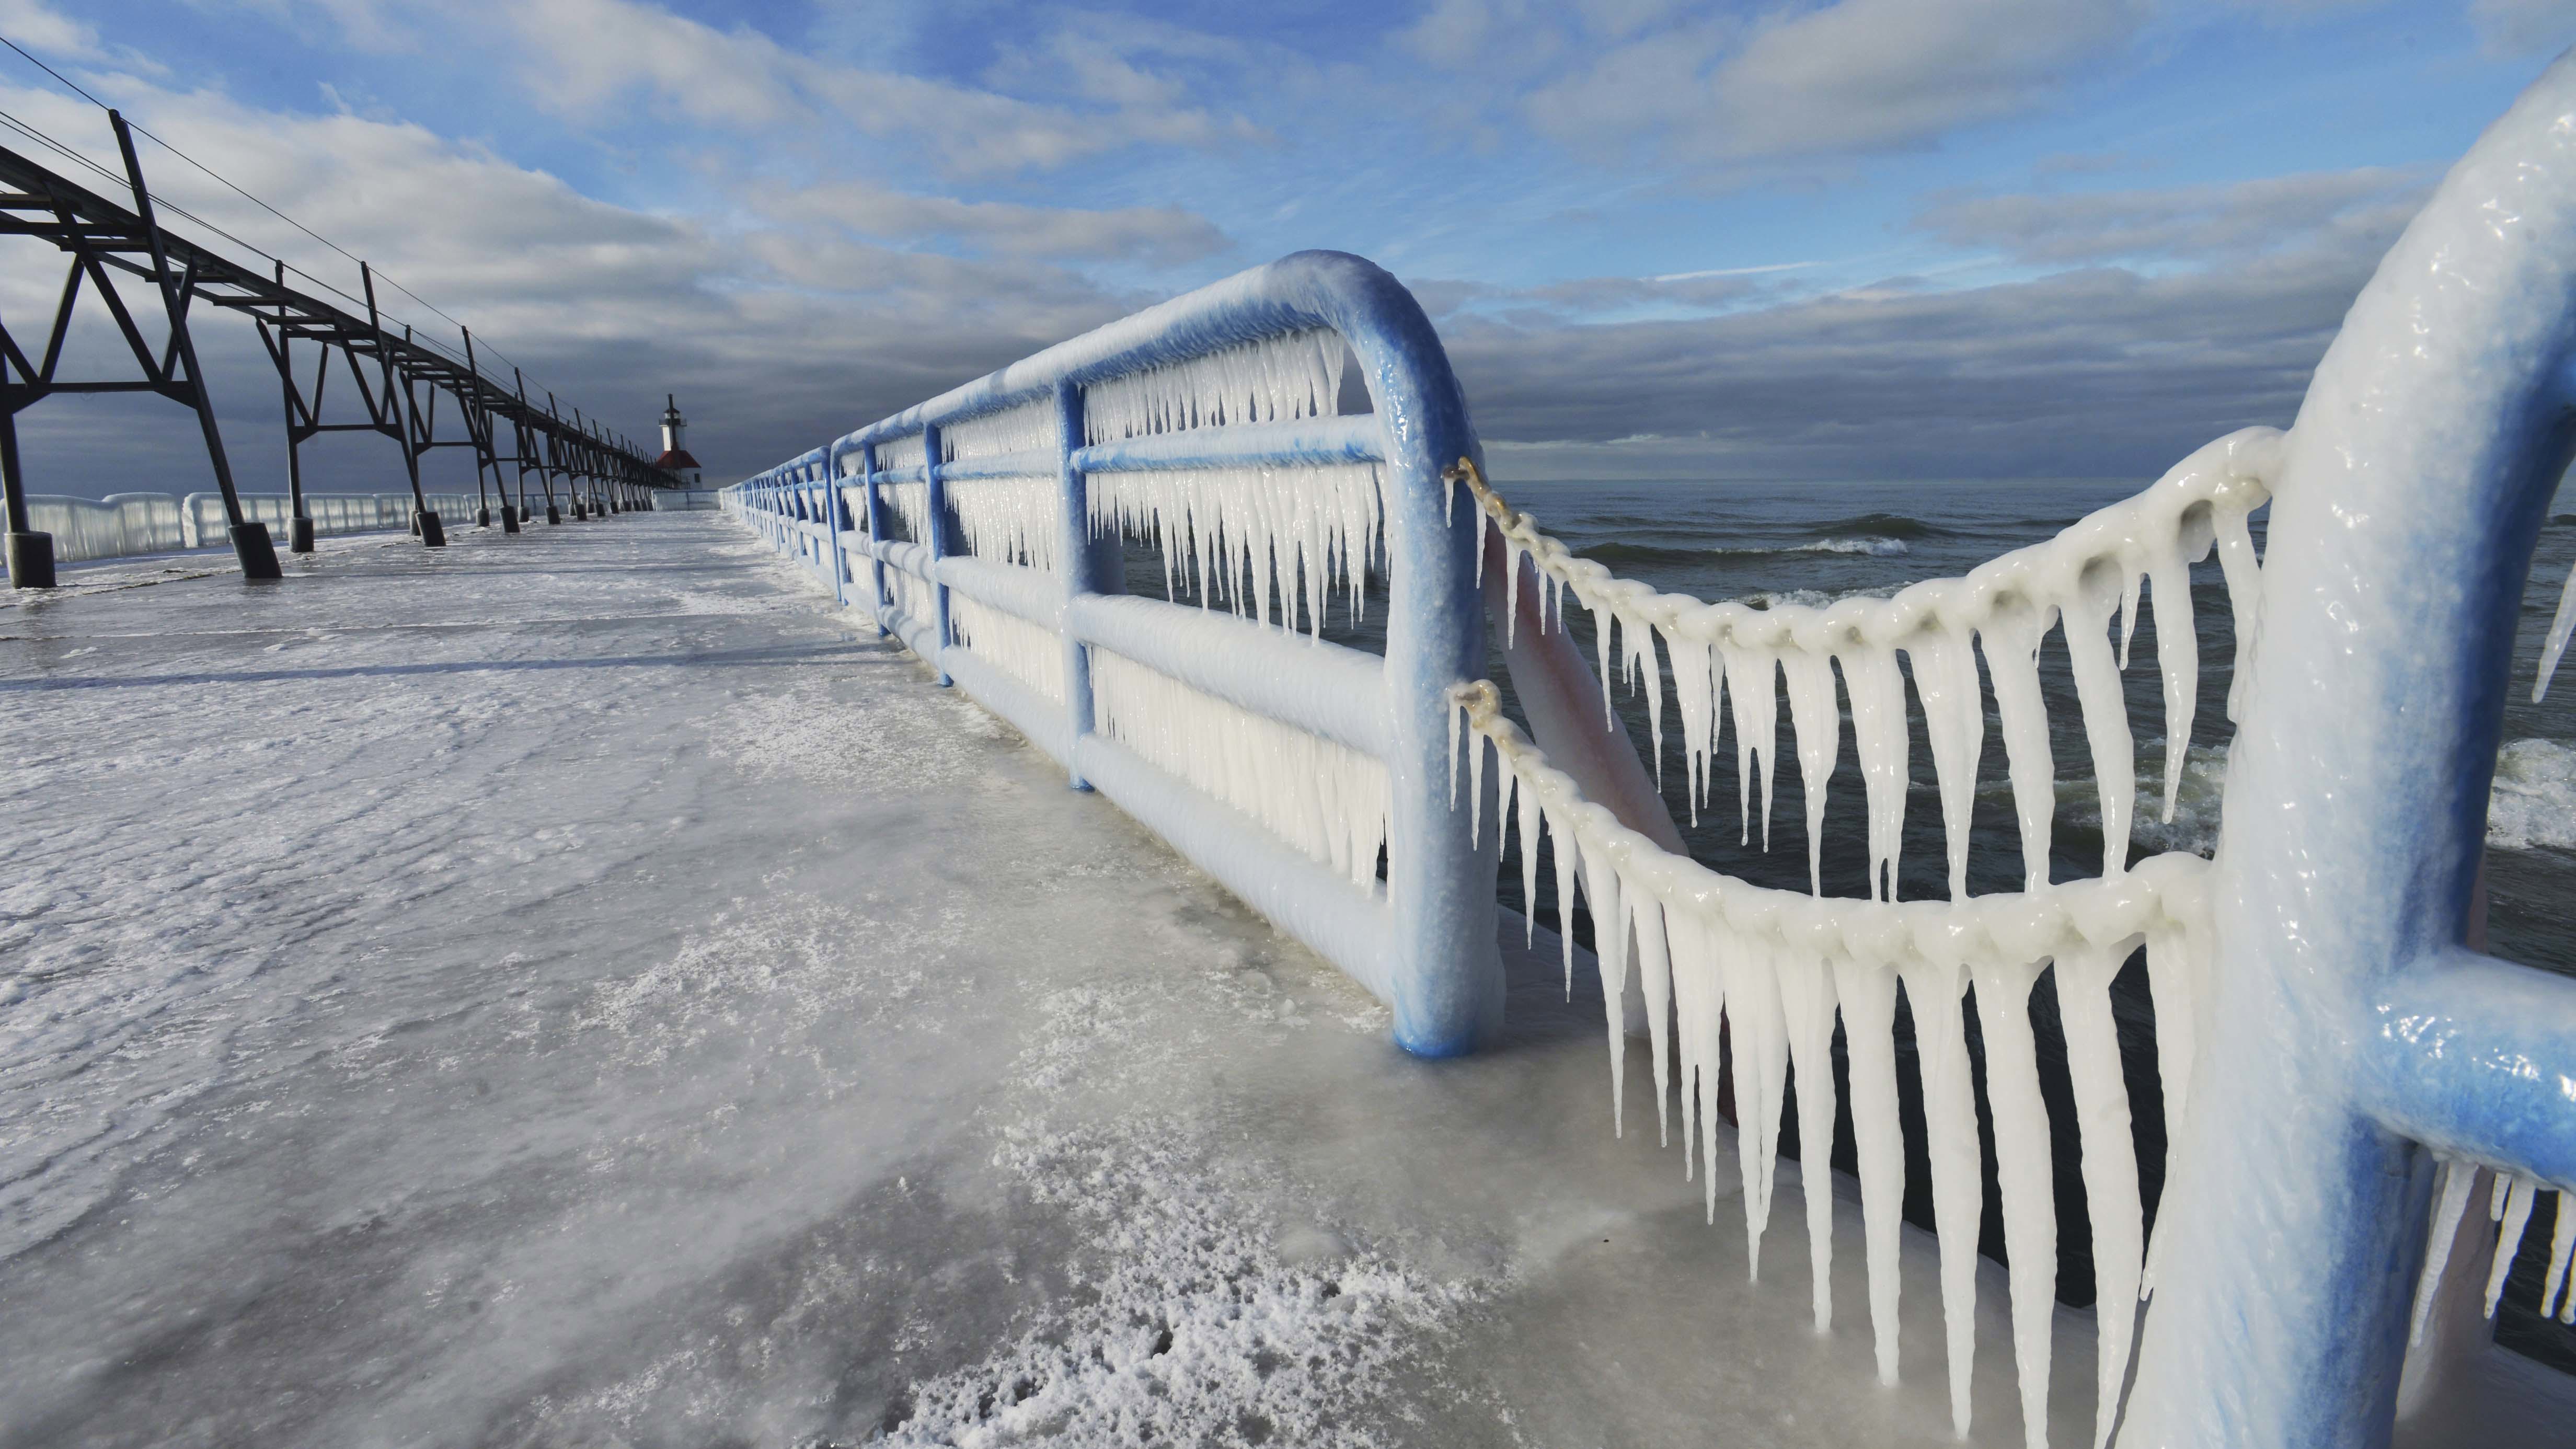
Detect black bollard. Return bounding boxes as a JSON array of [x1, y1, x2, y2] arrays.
[[290, 516, 316, 553], [477, 507, 491, 527], [500, 507, 520, 535], [417, 510, 447, 547], [5, 530, 54, 589], [546, 504, 561, 525], [231, 521, 283, 580]]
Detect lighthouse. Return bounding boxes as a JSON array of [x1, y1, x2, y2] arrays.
[[652, 395, 703, 486]]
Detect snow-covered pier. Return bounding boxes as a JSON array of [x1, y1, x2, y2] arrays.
[[0, 516, 2109, 1446]]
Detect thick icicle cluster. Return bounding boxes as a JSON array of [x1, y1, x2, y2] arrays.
[[946, 478, 1061, 573], [1082, 330, 1345, 444], [881, 482, 934, 547], [942, 398, 1055, 463], [1451, 683, 2207, 1449], [1088, 464, 1382, 635], [951, 594, 1066, 703], [877, 431, 926, 473], [1092, 649, 1388, 888], [2410, 1154, 2576, 1342], [883, 564, 934, 627], [1462, 430, 2280, 895]]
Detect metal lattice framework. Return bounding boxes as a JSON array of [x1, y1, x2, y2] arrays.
[[0, 108, 679, 587]]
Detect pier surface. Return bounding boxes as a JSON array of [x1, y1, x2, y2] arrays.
[[0, 516, 2364, 1446]]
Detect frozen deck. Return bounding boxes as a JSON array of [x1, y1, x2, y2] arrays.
[[0, 515, 2532, 1446]]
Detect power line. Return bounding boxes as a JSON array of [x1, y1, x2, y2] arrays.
[[0, 33, 572, 412]]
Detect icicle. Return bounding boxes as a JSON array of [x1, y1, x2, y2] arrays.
[[1979, 601, 2058, 891], [1517, 775, 1543, 947], [1781, 650, 1842, 895], [2115, 559, 2143, 671], [1830, 956, 1906, 1387], [1668, 908, 1730, 1219], [1775, 942, 1842, 1333], [1628, 610, 1666, 781], [2140, 925, 2199, 1184], [1580, 852, 1630, 1136], [1971, 959, 2057, 1449], [1467, 722, 1488, 845], [2545, 1190, 2575, 1320], [1721, 928, 1791, 1279], [2145, 549, 2199, 822], [1721, 643, 1779, 850], [1546, 807, 1580, 993], [2487, 1176, 2539, 1318], [2538, 561, 2576, 702], [1668, 628, 1718, 826], [2410, 1158, 2478, 1347], [1907, 624, 1985, 901], [1899, 957, 1983, 1439], [2214, 506, 2263, 723], [2056, 942, 2145, 1448], [2063, 571, 2137, 877], [1843, 645, 1910, 902], [1630, 890, 1677, 1148]]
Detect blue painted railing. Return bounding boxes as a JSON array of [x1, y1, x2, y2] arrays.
[[726, 54, 2576, 1440], [729, 252, 1500, 1057]]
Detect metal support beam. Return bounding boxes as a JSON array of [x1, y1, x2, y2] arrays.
[[110, 110, 276, 580]]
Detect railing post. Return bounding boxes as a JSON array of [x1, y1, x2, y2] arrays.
[[862, 443, 890, 637], [2124, 57, 2576, 1445], [825, 446, 852, 608], [1055, 380, 1099, 790], [924, 424, 953, 687]]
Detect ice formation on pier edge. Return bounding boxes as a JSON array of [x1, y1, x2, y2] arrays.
[[1443, 436, 2305, 1449], [1094, 648, 1389, 890]]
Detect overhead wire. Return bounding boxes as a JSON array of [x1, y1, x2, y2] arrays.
[[0, 33, 612, 442]]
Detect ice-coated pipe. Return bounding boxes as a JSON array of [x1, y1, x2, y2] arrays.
[[1055, 380, 1099, 790], [2121, 53, 2576, 1447]]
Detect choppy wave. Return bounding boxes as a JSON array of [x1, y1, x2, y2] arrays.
[[2052, 737, 2576, 857], [1578, 536, 1907, 567], [1801, 511, 1951, 541]]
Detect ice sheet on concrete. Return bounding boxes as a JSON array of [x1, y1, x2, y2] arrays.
[[0, 516, 2094, 1448]]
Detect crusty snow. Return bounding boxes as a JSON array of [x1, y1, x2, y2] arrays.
[[3, 516, 2114, 1448]]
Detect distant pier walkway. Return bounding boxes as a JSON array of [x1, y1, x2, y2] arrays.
[[4, 517, 2113, 1447]]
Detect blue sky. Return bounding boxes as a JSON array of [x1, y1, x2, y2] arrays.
[[3, 0, 2572, 494]]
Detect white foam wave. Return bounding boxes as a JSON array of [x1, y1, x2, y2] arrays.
[[1797, 537, 1909, 557], [2489, 738, 2576, 851]]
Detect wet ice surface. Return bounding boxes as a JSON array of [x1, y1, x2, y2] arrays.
[[1, 516, 2085, 1448]]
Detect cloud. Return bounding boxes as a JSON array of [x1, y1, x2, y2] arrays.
[[1912, 165, 2428, 266], [1428, 201, 2410, 480], [2471, 0, 2576, 56], [0, 78, 1139, 495], [743, 179, 1230, 267], [495, 0, 1258, 177], [1411, 0, 2150, 165]]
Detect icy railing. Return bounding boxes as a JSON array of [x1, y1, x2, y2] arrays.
[[1453, 681, 2205, 1449], [724, 251, 1499, 1055], [24, 490, 494, 564], [1460, 430, 2275, 895], [1447, 440, 2290, 1447], [1448, 394, 2576, 1442]]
